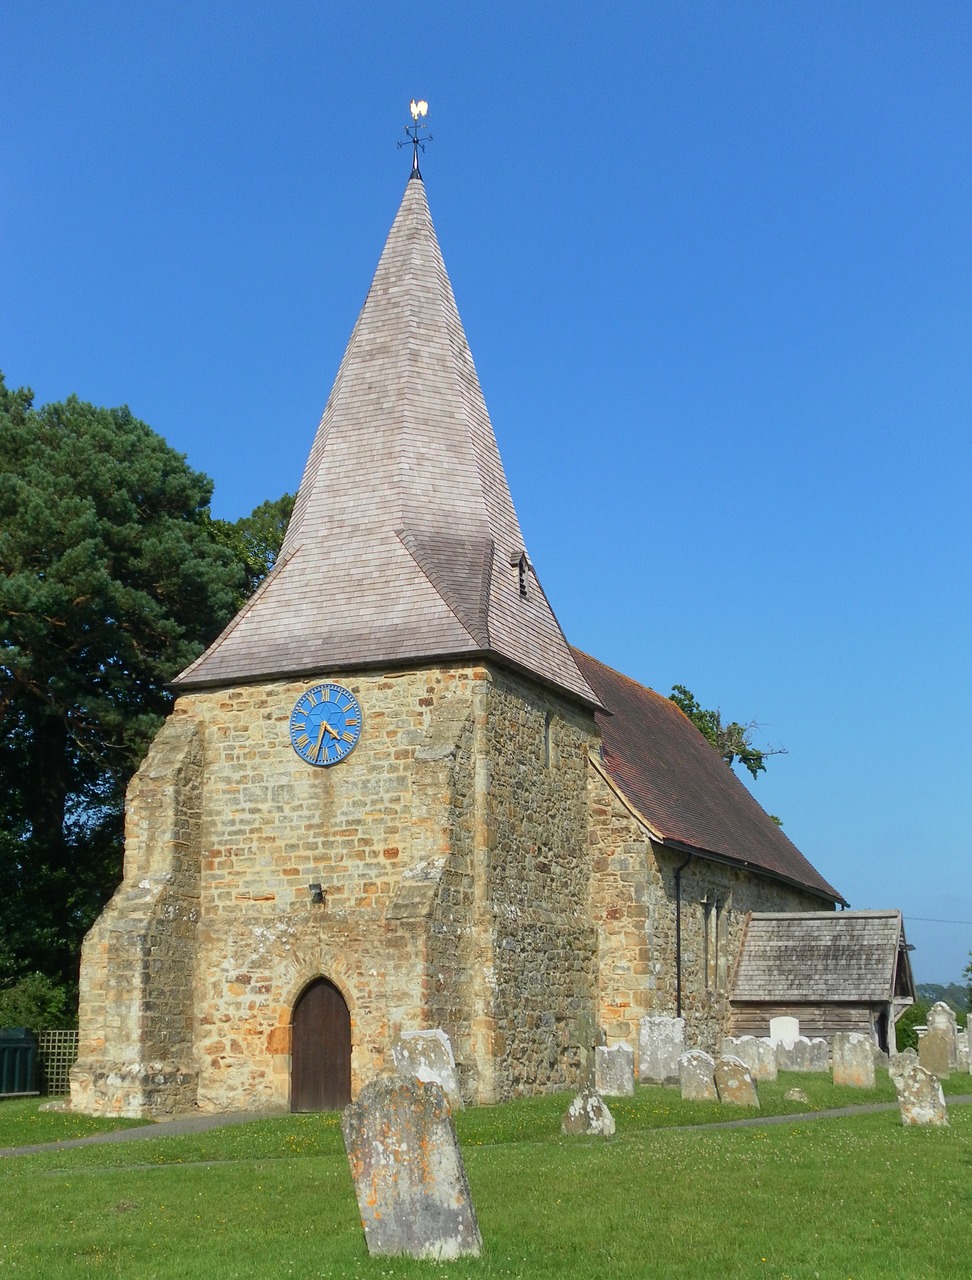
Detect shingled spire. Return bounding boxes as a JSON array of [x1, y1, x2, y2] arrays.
[[173, 172, 598, 707]]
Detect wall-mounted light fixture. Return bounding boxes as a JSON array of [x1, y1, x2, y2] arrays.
[[308, 883, 325, 905]]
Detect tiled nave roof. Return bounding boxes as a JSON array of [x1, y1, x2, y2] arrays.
[[573, 649, 844, 903]]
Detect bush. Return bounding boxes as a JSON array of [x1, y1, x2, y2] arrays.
[[895, 1000, 930, 1052], [0, 972, 74, 1030]]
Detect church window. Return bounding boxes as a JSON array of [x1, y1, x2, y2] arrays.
[[518, 552, 528, 598], [543, 710, 555, 768]]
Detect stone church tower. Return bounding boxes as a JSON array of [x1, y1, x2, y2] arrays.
[[71, 164, 604, 1117]]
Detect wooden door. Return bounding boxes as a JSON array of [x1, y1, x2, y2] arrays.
[[291, 977, 352, 1111]]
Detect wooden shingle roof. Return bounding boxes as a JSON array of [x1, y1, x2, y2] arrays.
[[731, 911, 911, 1002], [174, 174, 598, 707], [572, 649, 844, 903]]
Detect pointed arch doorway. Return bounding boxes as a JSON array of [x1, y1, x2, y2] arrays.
[[290, 977, 352, 1112]]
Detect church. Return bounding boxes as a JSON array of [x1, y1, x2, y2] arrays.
[[70, 145, 845, 1118]]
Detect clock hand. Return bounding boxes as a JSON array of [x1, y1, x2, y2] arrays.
[[322, 721, 340, 739], [314, 722, 328, 759]]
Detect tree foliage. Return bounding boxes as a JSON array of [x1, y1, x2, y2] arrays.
[[895, 1000, 929, 1053], [668, 684, 786, 780], [207, 492, 294, 606], [0, 374, 246, 993]]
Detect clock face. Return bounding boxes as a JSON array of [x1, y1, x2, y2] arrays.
[[289, 683, 362, 767]]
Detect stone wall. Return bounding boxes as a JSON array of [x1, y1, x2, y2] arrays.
[[71, 718, 204, 1116], [588, 766, 827, 1055], [480, 669, 598, 1099], [187, 665, 484, 1113], [73, 659, 599, 1116]]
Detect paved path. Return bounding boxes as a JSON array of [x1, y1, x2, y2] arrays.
[[0, 1109, 277, 1158], [2, 1094, 970, 1159]]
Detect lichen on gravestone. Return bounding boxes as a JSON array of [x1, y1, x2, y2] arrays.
[[714, 1056, 759, 1107], [893, 1061, 949, 1127], [341, 1074, 482, 1260], [561, 1086, 615, 1136], [678, 1049, 717, 1101], [391, 1029, 463, 1110]]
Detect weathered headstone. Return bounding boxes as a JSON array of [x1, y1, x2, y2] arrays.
[[638, 1015, 685, 1084], [776, 1036, 829, 1073], [893, 1062, 949, 1127], [832, 1032, 875, 1088], [342, 1075, 482, 1260], [561, 1087, 616, 1137], [678, 1049, 717, 1101], [927, 1000, 957, 1034], [391, 1029, 463, 1110], [955, 1027, 970, 1073], [783, 1087, 810, 1104], [925, 1002, 958, 1070], [594, 1043, 635, 1097], [918, 1028, 953, 1078], [720, 1035, 778, 1081], [714, 1056, 759, 1108], [889, 1048, 918, 1080], [768, 1015, 800, 1046]]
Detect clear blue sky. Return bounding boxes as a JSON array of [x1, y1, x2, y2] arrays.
[[3, 2, 970, 983]]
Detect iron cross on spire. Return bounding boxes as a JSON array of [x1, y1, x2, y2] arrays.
[[398, 99, 432, 177]]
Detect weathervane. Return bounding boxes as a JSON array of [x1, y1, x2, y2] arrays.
[[398, 99, 431, 177]]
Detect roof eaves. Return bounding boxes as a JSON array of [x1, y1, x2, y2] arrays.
[[590, 753, 845, 904]]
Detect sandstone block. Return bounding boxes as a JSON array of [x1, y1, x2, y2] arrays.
[[342, 1075, 482, 1260]]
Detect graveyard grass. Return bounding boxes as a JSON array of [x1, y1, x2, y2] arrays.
[[0, 1075, 968, 1280]]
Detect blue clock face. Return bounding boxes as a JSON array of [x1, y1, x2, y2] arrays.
[[289, 683, 362, 767]]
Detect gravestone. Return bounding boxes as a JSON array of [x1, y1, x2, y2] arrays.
[[768, 1015, 800, 1046], [720, 1035, 777, 1081], [776, 1036, 829, 1073], [893, 1062, 949, 1127], [955, 1027, 970, 1073], [678, 1049, 717, 1101], [391, 1029, 463, 1110], [924, 1002, 958, 1070], [714, 1056, 759, 1108], [594, 1044, 635, 1096], [784, 1087, 810, 1104], [561, 1087, 616, 1137], [832, 1032, 875, 1088], [342, 1075, 482, 1260], [918, 1028, 952, 1079], [889, 1048, 918, 1080], [639, 1015, 685, 1084]]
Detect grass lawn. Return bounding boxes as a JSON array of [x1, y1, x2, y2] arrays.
[[0, 1076, 969, 1279]]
